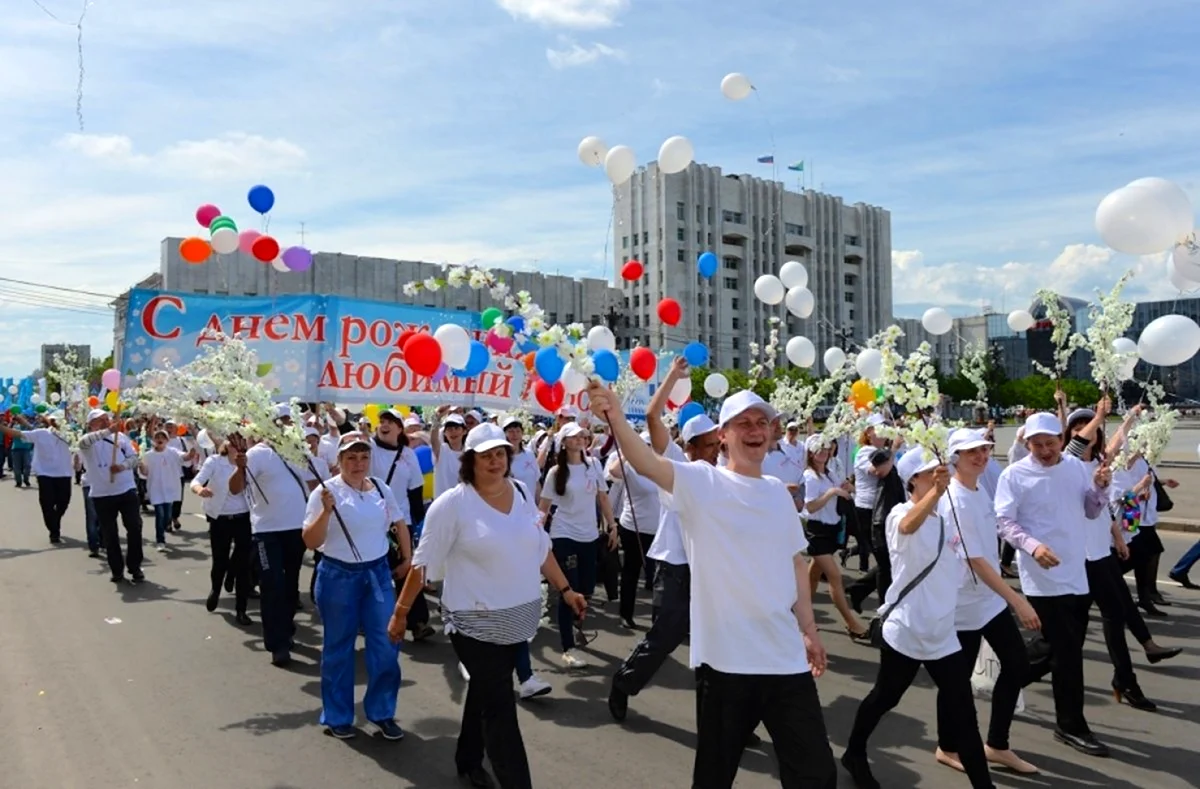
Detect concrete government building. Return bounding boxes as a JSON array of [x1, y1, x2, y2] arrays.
[[614, 161, 892, 371]]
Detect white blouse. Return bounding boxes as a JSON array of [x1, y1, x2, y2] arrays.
[[304, 476, 402, 564]]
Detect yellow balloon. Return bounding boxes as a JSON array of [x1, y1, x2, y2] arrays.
[[104, 391, 120, 412], [422, 471, 434, 501], [391, 405, 411, 417]]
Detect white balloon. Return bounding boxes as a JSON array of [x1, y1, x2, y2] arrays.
[[604, 145, 636, 186], [196, 429, 216, 451], [922, 307, 953, 336], [754, 275, 786, 305], [823, 347, 846, 372], [1137, 314, 1200, 366], [1171, 240, 1200, 282], [1127, 177, 1194, 243], [657, 136, 694, 175], [784, 285, 814, 318], [50, 391, 61, 403], [1112, 337, 1139, 381], [785, 336, 816, 368], [270, 257, 290, 273], [210, 227, 239, 255], [7, 385, 16, 395], [703, 372, 729, 399], [720, 72, 753, 101], [1095, 184, 1183, 255], [1167, 255, 1200, 293], [586, 325, 616, 352], [779, 260, 808, 289], [669, 377, 692, 405], [30, 393, 42, 405], [855, 348, 883, 381], [562, 366, 589, 395], [1007, 309, 1035, 332], [577, 135, 608, 167], [434, 324, 472, 369]]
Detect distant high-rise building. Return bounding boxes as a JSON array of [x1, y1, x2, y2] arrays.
[[613, 162, 892, 370], [40, 343, 90, 375]]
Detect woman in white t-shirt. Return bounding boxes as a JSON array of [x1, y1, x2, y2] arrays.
[[539, 421, 618, 668], [431, 408, 467, 499], [504, 415, 540, 499], [191, 437, 253, 625], [844, 450, 995, 789], [302, 433, 410, 742], [851, 417, 893, 572], [391, 423, 586, 789], [607, 432, 665, 630], [139, 428, 194, 551]]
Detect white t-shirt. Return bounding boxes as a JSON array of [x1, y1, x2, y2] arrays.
[[143, 447, 187, 505], [662, 461, 811, 675], [79, 432, 138, 498], [802, 468, 840, 525], [434, 445, 462, 499], [853, 447, 883, 509], [245, 444, 316, 534], [510, 446, 540, 498], [763, 446, 806, 506], [882, 501, 964, 660], [304, 476, 400, 563], [317, 434, 340, 471], [1080, 458, 1115, 561], [939, 479, 1007, 632], [980, 458, 1003, 501], [168, 436, 194, 470], [415, 481, 551, 613], [1112, 457, 1157, 528], [542, 458, 604, 542], [646, 443, 688, 565], [994, 455, 1092, 597], [24, 429, 74, 477], [617, 460, 663, 535], [192, 454, 249, 518], [370, 441, 423, 523]]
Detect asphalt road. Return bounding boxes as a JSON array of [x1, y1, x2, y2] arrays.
[[1, 483, 1197, 789]]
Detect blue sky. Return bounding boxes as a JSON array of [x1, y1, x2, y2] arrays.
[[2, 0, 1199, 373]]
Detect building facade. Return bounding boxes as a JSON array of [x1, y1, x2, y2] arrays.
[[614, 162, 892, 371], [1128, 296, 1200, 403], [40, 343, 91, 374]]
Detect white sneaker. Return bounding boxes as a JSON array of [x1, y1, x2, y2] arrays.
[[562, 650, 588, 669], [518, 674, 552, 699], [155, 543, 167, 553], [458, 662, 471, 681]]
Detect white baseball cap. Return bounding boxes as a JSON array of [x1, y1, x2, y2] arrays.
[[464, 422, 509, 454], [947, 428, 992, 456], [1023, 412, 1062, 439], [87, 408, 107, 423], [465, 409, 484, 422], [897, 448, 939, 484], [866, 413, 886, 427], [682, 414, 718, 444], [443, 413, 466, 427], [303, 426, 320, 438], [337, 432, 372, 454], [804, 434, 827, 453], [273, 403, 293, 420], [717, 390, 778, 428], [501, 414, 523, 430], [557, 422, 588, 441]]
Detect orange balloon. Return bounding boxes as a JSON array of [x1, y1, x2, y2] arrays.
[[523, 351, 536, 372], [87, 396, 99, 407], [180, 236, 211, 264], [849, 379, 875, 411], [176, 424, 188, 437]]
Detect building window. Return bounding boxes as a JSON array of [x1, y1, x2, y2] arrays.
[[565, 313, 575, 323], [676, 227, 685, 241], [707, 207, 714, 224], [642, 231, 649, 244], [732, 357, 741, 370], [622, 236, 629, 248], [709, 294, 714, 306], [844, 292, 855, 303], [722, 210, 745, 223], [723, 257, 739, 270], [731, 297, 739, 310], [723, 277, 738, 289], [591, 314, 600, 326], [633, 295, 640, 307], [632, 235, 639, 247], [708, 314, 714, 328], [732, 338, 740, 349], [844, 273, 856, 286], [677, 202, 685, 220], [677, 249, 686, 262], [844, 234, 861, 246], [658, 227, 663, 240], [732, 317, 740, 330], [848, 309, 855, 321], [623, 296, 629, 309], [633, 315, 640, 328], [707, 232, 713, 246], [642, 273, 649, 285], [785, 222, 805, 235], [548, 312, 558, 324]]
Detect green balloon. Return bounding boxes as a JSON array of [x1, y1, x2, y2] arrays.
[[481, 307, 504, 329], [874, 384, 886, 400], [209, 216, 237, 232], [7, 405, 19, 415], [34, 403, 48, 413]]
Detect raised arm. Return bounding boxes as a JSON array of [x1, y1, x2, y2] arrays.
[[648, 357, 688, 454], [586, 382, 675, 493]]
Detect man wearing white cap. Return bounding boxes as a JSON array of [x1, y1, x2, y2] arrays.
[[587, 381, 835, 788], [0, 410, 75, 544], [995, 412, 1112, 757], [609, 357, 722, 725], [77, 409, 145, 583]]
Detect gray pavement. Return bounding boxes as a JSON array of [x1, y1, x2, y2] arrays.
[[0, 482, 1197, 789]]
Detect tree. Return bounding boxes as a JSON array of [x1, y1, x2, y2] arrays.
[[87, 354, 114, 388]]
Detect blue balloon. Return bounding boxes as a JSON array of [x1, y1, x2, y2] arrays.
[[459, 340, 490, 377], [248, 184, 275, 214], [679, 402, 705, 426], [534, 346, 565, 384], [519, 338, 538, 354], [683, 341, 709, 367], [697, 251, 718, 278], [414, 445, 435, 474], [506, 315, 526, 334], [592, 349, 620, 382]]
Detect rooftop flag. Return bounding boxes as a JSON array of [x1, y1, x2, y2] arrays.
[[787, 161, 804, 172], [756, 155, 774, 164]]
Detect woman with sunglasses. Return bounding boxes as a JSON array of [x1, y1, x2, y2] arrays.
[[392, 423, 584, 789], [303, 433, 410, 742]]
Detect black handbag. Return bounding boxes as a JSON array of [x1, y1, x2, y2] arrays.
[[1153, 474, 1173, 513], [868, 514, 945, 648]]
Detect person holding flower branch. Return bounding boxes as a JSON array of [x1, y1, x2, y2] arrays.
[[77, 408, 145, 584]]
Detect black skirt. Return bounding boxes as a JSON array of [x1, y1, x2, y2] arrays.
[[805, 520, 842, 557]]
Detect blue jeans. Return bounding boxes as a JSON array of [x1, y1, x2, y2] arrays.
[[83, 487, 100, 552], [153, 503, 173, 543], [10, 448, 31, 485], [314, 554, 401, 727], [552, 538, 597, 652], [515, 641, 533, 683], [1171, 539, 1200, 576]]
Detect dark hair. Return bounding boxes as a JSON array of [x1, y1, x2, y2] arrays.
[[459, 445, 513, 486], [553, 445, 572, 496], [1066, 416, 1105, 463]]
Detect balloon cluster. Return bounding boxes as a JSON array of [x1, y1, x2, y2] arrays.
[[179, 185, 313, 274], [578, 135, 696, 187]]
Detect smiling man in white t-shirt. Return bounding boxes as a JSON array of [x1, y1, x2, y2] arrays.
[[587, 381, 835, 789]]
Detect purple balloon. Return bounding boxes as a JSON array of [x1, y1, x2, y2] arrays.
[[281, 246, 313, 272], [431, 363, 448, 383]]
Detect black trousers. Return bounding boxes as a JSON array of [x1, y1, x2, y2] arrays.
[[1086, 554, 1150, 688], [618, 527, 656, 621], [849, 643, 993, 788], [36, 474, 72, 538], [846, 544, 891, 609], [93, 489, 144, 577], [253, 529, 306, 654], [172, 478, 185, 521], [450, 633, 533, 789], [938, 610, 1028, 752], [850, 507, 873, 570], [597, 533, 620, 601], [613, 563, 689, 696], [694, 665, 837, 789], [1027, 594, 1091, 736], [1120, 528, 1164, 602], [209, 514, 252, 612]]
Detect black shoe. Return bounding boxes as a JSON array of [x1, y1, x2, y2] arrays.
[[1054, 729, 1109, 757], [840, 750, 880, 789], [620, 617, 639, 630], [1169, 570, 1199, 589], [608, 684, 629, 722], [224, 574, 235, 593], [1146, 645, 1182, 665], [849, 592, 865, 615], [325, 725, 357, 739], [206, 589, 220, 612], [248, 588, 261, 599], [1138, 600, 1167, 617], [130, 572, 145, 584], [1150, 591, 1171, 606], [235, 611, 253, 626], [271, 650, 291, 667], [110, 574, 124, 584], [839, 548, 849, 569], [1112, 683, 1157, 712], [371, 718, 405, 741], [410, 622, 436, 642], [88, 550, 100, 558], [49, 535, 61, 544], [458, 767, 495, 788]]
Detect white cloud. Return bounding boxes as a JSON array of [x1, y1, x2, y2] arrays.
[[546, 40, 626, 69], [496, 0, 629, 29], [57, 132, 308, 180]]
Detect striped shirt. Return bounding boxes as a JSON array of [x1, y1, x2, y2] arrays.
[[445, 598, 542, 645]]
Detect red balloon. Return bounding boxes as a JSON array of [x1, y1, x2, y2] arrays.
[[657, 297, 681, 326], [397, 329, 416, 352], [630, 347, 656, 381], [621, 260, 644, 281], [535, 380, 565, 412], [252, 235, 280, 263], [403, 332, 442, 377]]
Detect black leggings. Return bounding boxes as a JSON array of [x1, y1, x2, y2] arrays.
[[938, 610, 1027, 752], [208, 513, 252, 612], [849, 642, 993, 788], [1087, 554, 1150, 689], [618, 527, 656, 621]]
